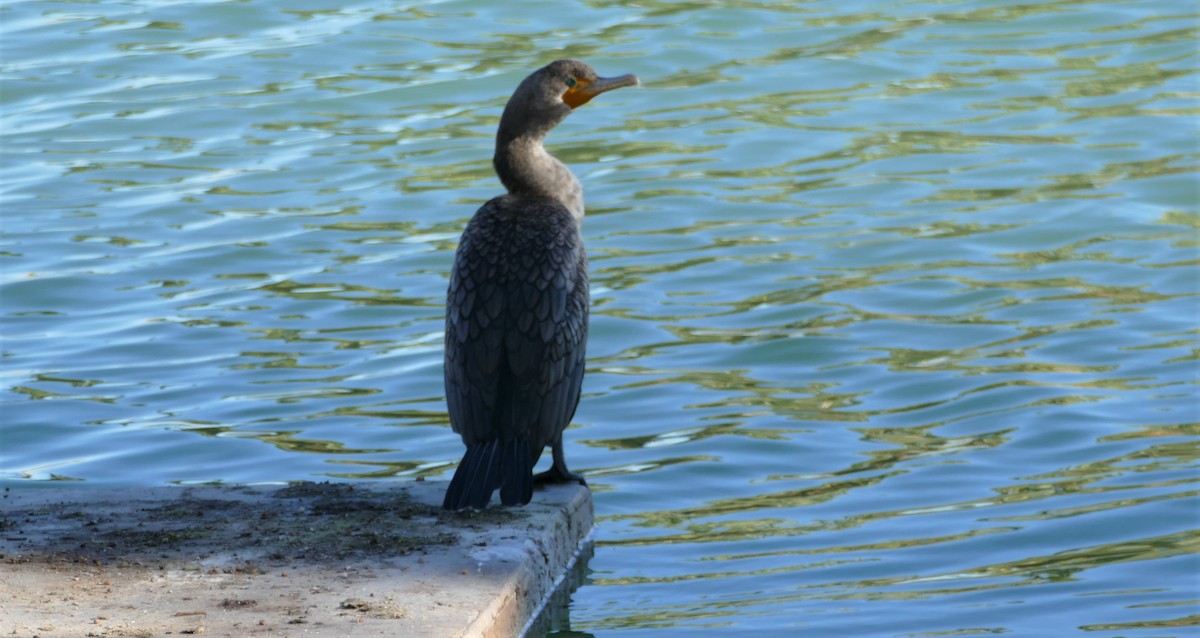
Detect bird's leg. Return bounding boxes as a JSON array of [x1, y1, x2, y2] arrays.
[[533, 436, 587, 486]]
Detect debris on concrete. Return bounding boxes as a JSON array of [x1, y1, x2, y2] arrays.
[[0, 481, 593, 637]]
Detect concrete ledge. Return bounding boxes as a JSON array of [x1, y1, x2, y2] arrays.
[[0, 481, 593, 638]]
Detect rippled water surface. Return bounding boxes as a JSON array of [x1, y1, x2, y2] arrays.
[[3, 1, 1198, 636]]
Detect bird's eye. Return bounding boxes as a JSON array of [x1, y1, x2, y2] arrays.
[[566, 77, 577, 88]]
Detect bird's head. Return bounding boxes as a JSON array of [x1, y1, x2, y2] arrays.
[[498, 59, 638, 142]]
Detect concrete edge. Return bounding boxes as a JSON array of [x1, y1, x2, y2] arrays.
[[465, 484, 593, 638], [0, 481, 594, 638]]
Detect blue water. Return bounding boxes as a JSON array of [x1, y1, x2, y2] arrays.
[[2, 1, 1198, 636]]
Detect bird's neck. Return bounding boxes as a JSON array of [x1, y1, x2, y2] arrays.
[[494, 135, 584, 224]]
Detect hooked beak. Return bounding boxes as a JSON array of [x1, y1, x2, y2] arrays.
[[563, 73, 639, 109]]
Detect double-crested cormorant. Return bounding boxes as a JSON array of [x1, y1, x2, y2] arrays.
[[442, 60, 638, 510]]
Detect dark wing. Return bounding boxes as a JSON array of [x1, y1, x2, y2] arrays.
[[444, 197, 588, 453]]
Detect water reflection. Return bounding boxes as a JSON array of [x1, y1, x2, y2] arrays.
[[2, 0, 1196, 636]]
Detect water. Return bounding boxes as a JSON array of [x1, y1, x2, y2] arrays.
[[2, 0, 1197, 635]]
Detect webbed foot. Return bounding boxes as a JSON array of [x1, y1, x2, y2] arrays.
[[534, 465, 587, 486]]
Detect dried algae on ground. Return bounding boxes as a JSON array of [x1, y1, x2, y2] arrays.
[[0, 482, 589, 638]]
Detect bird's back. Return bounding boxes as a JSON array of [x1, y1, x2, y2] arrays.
[[443, 194, 589, 508]]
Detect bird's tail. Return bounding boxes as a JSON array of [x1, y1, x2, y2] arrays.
[[442, 438, 533, 510]]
